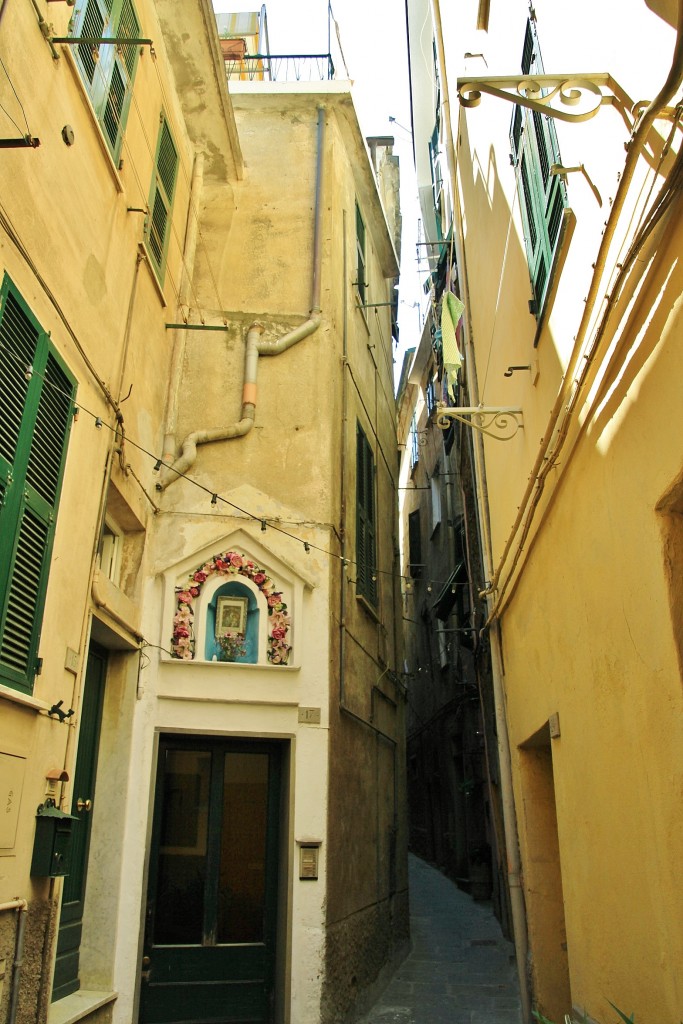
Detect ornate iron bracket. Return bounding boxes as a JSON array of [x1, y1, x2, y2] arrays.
[[456, 73, 632, 124], [435, 404, 523, 441]]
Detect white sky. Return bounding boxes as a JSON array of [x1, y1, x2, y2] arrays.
[[212, 0, 425, 382]]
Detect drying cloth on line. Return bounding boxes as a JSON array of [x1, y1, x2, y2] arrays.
[[441, 291, 465, 398]]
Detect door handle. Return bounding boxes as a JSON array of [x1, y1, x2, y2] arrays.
[[76, 798, 92, 812], [141, 955, 151, 982]]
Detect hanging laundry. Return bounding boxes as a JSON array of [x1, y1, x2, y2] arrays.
[[441, 291, 465, 399]]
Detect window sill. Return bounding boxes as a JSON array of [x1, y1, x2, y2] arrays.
[[0, 683, 51, 713], [62, 46, 124, 195], [162, 656, 300, 671], [48, 989, 117, 1024], [355, 592, 380, 623]]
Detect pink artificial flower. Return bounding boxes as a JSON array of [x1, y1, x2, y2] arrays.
[[190, 586, 200, 597], [193, 570, 207, 583], [230, 553, 243, 567], [176, 590, 194, 604], [253, 572, 266, 585], [174, 625, 190, 638], [267, 594, 282, 607], [271, 627, 287, 640], [214, 558, 228, 571]]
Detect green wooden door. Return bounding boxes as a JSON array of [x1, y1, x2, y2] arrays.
[[140, 737, 282, 1024], [52, 644, 107, 1000]]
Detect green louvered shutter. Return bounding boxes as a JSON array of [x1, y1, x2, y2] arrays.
[[510, 17, 567, 316], [74, 0, 139, 161], [356, 424, 377, 606], [145, 114, 178, 281], [0, 277, 76, 694], [102, 0, 140, 157]]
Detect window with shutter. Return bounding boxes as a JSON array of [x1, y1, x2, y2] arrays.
[[0, 276, 77, 694], [510, 16, 567, 317], [145, 114, 179, 283], [356, 424, 377, 606], [408, 510, 422, 579], [355, 202, 367, 304], [73, 0, 140, 162]]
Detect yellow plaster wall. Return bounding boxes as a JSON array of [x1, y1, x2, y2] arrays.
[[438, 0, 683, 1018]]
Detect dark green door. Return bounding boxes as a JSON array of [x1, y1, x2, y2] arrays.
[[52, 644, 107, 1000], [140, 737, 282, 1024]]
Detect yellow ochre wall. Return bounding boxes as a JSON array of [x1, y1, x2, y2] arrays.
[[435, 0, 683, 1020]]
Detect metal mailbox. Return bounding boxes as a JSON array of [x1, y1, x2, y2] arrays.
[[31, 801, 78, 877]]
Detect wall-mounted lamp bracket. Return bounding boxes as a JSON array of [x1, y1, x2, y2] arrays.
[[435, 404, 523, 441], [50, 36, 154, 54], [0, 136, 41, 149], [457, 72, 632, 125], [550, 163, 602, 207]]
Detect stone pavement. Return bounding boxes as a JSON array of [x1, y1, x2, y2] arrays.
[[356, 853, 523, 1024]]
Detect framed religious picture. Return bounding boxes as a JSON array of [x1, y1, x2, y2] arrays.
[[215, 596, 248, 637]]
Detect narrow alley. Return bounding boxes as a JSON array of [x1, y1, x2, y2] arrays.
[[358, 855, 522, 1024]]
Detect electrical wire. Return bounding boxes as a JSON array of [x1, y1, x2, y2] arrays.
[[0, 337, 471, 591], [0, 52, 31, 136]]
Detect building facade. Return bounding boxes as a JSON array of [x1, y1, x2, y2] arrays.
[[405, 0, 683, 1021], [0, 3, 406, 1023], [396, 325, 512, 932]]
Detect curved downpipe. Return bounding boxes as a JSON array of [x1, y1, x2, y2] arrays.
[[159, 106, 326, 489]]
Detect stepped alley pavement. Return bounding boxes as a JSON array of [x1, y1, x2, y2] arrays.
[[356, 854, 523, 1024]]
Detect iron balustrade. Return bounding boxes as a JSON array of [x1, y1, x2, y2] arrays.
[[225, 54, 335, 83]]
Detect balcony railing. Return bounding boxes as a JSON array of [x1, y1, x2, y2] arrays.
[[225, 54, 335, 83]]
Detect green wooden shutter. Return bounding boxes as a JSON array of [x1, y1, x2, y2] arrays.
[[102, 0, 140, 157], [356, 424, 377, 606], [408, 510, 422, 579], [146, 115, 178, 281], [0, 277, 76, 693], [510, 17, 567, 316], [74, 0, 139, 161], [355, 202, 367, 303], [76, 0, 106, 86]]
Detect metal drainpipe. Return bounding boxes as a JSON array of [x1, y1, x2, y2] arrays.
[[159, 107, 326, 489], [1, 899, 28, 1024], [162, 149, 205, 472], [339, 209, 349, 704], [430, 0, 531, 1018]]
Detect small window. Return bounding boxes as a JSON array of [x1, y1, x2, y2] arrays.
[[72, 0, 141, 161], [409, 414, 420, 471], [145, 114, 179, 283], [510, 17, 567, 316], [428, 122, 444, 241], [426, 375, 437, 417], [98, 520, 122, 585], [355, 201, 367, 304], [436, 621, 449, 669], [0, 276, 77, 693], [356, 423, 377, 606], [430, 470, 442, 534], [408, 509, 422, 579]]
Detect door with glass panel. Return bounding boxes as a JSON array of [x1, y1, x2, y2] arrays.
[[139, 737, 282, 1024]]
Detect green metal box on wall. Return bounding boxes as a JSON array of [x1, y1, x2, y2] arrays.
[[31, 802, 78, 877]]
